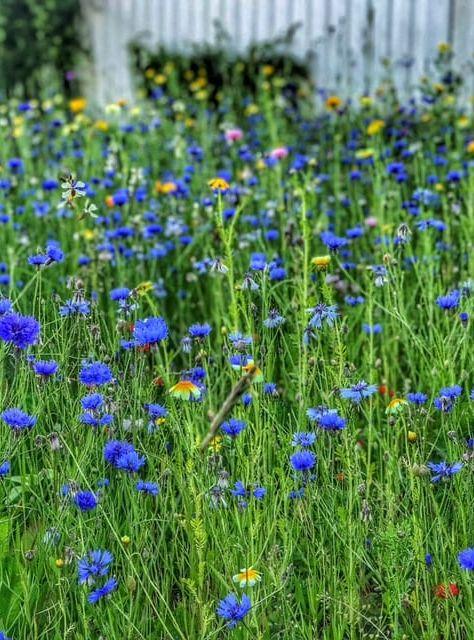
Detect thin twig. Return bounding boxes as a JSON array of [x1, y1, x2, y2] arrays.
[[199, 365, 257, 452]]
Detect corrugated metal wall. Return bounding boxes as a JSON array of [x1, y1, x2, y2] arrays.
[[81, 0, 474, 104]]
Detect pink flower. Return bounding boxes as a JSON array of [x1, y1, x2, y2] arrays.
[[269, 147, 289, 160], [364, 216, 378, 228], [225, 128, 243, 143]]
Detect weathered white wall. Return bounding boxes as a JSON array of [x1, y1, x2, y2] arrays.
[[81, 0, 474, 105]]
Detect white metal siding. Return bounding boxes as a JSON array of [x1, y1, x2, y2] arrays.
[[81, 0, 474, 104]]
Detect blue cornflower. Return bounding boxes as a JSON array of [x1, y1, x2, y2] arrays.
[[145, 403, 167, 420], [407, 392, 428, 405], [74, 491, 98, 511], [340, 381, 377, 403], [216, 593, 251, 629], [425, 553, 433, 568], [0, 299, 13, 315], [458, 548, 474, 571], [88, 577, 118, 604], [291, 432, 316, 447], [362, 323, 383, 335], [263, 382, 278, 396], [59, 300, 91, 316], [436, 290, 460, 310], [320, 231, 348, 252], [371, 265, 388, 287], [289, 488, 305, 499], [228, 333, 253, 349], [103, 440, 134, 465], [307, 303, 339, 329], [110, 287, 130, 301], [438, 385, 462, 398], [46, 244, 64, 264], [269, 266, 286, 281], [0, 632, 12, 640], [133, 317, 168, 346], [115, 450, 146, 473], [427, 461, 463, 483], [28, 254, 48, 267], [459, 312, 469, 326], [33, 360, 58, 377], [253, 486, 266, 500], [81, 393, 104, 411], [79, 362, 113, 387], [136, 481, 160, 496], [317, 412, 347, 431], [80, 413, 113, 428], [263, 309, 285, 329], [230, 481, 247, 498], [1, 408, 36, 431], [221, 418, 246, 438], [0, 312, 40, 349], [306, 406, 330, 422], [0, 461, 10, 477], [345, 295, 365, 306], [78, 550, 113, 585], [188, 323, 212, 338], [290, 450, 316, 472]]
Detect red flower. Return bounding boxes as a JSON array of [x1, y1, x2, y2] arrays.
[[434, 583, 460, 599]]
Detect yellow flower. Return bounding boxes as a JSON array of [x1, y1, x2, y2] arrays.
[[209, 435, 223, 453], [145, 68, 155, 79], [262, 64, 274, 76], [457, 116, 469, 129], [355, 148, 375, 160], [407, 431, 418, 443], [245, 104, 259, 116], [433, 83, 445, 94], [326, 95, 342, 110], [360, 96, 373, 108], [232, 567, 262, 588], [154, 74, 167, 85], [155, 180, 177, 195], [438, 42, 451, 54], [208, 177, 230, 192], [69, 97, 87, 114], [367, 119, 385, 136], [55, 558, 64, 568], [435, 183, 444, 192], [385, 397, 408, 415], [135, 281, 155, 296], [121, 535, 131, 545], [82, 229, 97, 242], [169, 380, 201, 400], [467, 140, 474, 154], [94, 119, 109, 132], [312, 255, 331, 270]]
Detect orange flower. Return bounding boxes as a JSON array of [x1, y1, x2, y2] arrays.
[[208, 177, 230, 192], [232, 567, 261, 587], [326, 95, 342, 110], [169, 379, 201, 400]]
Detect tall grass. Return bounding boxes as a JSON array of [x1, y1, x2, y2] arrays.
[[0, 64, 473, 639]]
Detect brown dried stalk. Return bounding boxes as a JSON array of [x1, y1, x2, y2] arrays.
[[199, 365, 257, 452]]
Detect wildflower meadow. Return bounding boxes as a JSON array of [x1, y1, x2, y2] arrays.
[[0, 45, 473, 640]]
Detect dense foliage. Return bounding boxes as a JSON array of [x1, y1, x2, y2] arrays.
[[0, 44, 473, 639], [0, 0, 83, 98]]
